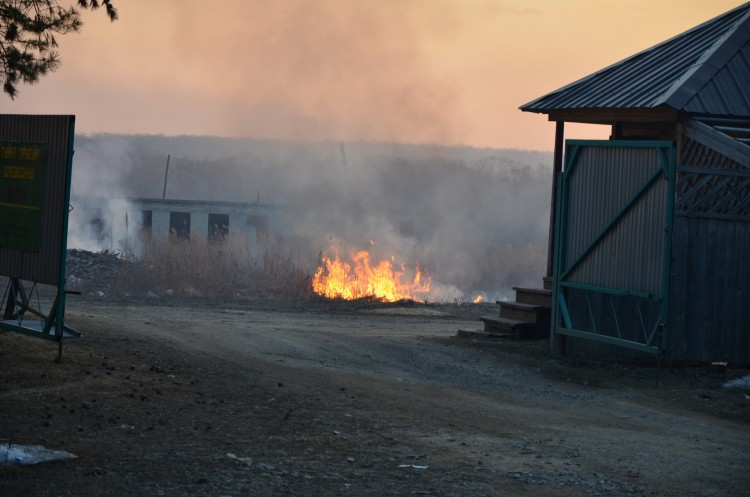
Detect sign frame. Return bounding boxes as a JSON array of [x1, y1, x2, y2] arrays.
[[0, 115, 79, 359]]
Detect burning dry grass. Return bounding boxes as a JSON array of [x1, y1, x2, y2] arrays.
[[312, 248, 432, 303], [65, 234, 547, 304]]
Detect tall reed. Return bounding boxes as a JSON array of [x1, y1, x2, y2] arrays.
[[114, 233, 312, 300]]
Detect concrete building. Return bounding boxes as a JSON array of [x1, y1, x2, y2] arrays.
[[71, 196, 282, 248]]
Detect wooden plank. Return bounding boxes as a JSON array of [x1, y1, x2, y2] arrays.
[[669, 218, 688, 359], [620, 122, 677, 140], [498, 302, 541, 323], [513, 287, 552, 307], [675, 210, 750, 222], [713, 219, 729, 360], [740, 224, 750, 361], [727, 220, 749, 363], [732, 226, 743, 360], [677, 165, 750, 178], [683, 119, 750, 168], [704, 219, 719, 362], [547, 108, 679, 125], [685, 217, 701, 360], [479, 316, 524, 333]]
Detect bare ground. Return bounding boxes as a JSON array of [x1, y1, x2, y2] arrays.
[[1, 295, 749, 497]]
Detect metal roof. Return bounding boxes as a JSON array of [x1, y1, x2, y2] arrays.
[[521, 3, 750, 117]]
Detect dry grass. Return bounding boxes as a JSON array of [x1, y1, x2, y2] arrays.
[[64, 237, 546, 303], [61, 228, 548, 303], [113, 233, 313, 300]]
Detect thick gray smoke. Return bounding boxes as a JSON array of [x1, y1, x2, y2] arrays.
[[70, 134, 552, 301], [68, 136, 141, 251]]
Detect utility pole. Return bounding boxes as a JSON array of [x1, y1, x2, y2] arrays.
[[161, 154, 170, 199]]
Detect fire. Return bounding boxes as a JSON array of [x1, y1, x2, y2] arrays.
[[313, 248, 431, 302], [472, 294, 485, 304]]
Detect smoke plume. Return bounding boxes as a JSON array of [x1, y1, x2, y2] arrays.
[[69, 134, 552, 301]]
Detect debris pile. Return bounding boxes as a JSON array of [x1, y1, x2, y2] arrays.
[[66, 249, 130, 290]]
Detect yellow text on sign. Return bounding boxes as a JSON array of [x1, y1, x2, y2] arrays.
[[0, 146, 42, 161], [3, 165, 35, 181]]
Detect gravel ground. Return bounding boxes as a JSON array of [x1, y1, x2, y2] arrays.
[[1, 295, 749, 496]]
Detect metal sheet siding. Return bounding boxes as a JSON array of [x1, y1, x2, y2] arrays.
[[0, 115, 75, 286], [563, 146, 666, 295], [521, 4, 750, 113]]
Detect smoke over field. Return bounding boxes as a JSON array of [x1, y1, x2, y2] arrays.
[[70, 134, 551, 301]]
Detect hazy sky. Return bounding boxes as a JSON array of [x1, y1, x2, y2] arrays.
[[2, 0, 745, 150]]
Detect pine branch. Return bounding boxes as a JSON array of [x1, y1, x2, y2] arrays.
[[0, 0, 117, 98]]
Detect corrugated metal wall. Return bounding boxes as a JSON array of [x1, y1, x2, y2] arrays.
[[0, 115, 75, 286], [563, 145, 667, 296], [670, 138, 750, 362]]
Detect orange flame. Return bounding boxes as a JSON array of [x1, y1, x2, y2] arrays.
[[313, 249, 431, 302], [472, 294, 485, 304]]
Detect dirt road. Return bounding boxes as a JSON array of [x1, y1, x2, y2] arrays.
[[1, 297, 749, 496]]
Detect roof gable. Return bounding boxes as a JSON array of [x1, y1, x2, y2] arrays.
[[521, 3, 750, 117], [681, 38, 750, 116]]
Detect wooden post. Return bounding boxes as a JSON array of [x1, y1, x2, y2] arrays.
[[611, 121, 624, 140], [547, 121, 565, 277], [549, 121, 565, 355]]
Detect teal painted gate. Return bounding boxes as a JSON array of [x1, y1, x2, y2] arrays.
[[553, 140, 676, 355]]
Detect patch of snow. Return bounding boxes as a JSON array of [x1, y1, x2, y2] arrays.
[[0, 444, 77, 465], [723, 374, 750, 389]]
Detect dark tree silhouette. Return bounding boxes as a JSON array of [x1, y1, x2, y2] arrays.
[[0, 0, 117, 99]]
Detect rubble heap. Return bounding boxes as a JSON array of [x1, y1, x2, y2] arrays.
[[66, 249, 130, 290]]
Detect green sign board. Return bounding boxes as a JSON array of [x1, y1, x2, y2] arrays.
[[0, 141, 47, 252]]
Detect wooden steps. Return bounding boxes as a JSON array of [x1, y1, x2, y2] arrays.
[[498, 301, 545, 322], [513, 286, 552, 307], [478, 277, 552, 340], [479, 316, 533, 337]]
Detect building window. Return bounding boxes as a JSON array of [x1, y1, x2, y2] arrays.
[[169, 211, 191, 241], [246, 215, 268, 238], [141, 210, 153, 229], [139, 210, 153, 241], [208, 213, 229, 242]]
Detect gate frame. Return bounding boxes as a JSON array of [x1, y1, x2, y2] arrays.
[[551, 140, 676, 356]]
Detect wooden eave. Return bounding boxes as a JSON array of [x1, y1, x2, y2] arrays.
[[544, 106, 680, 125]]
